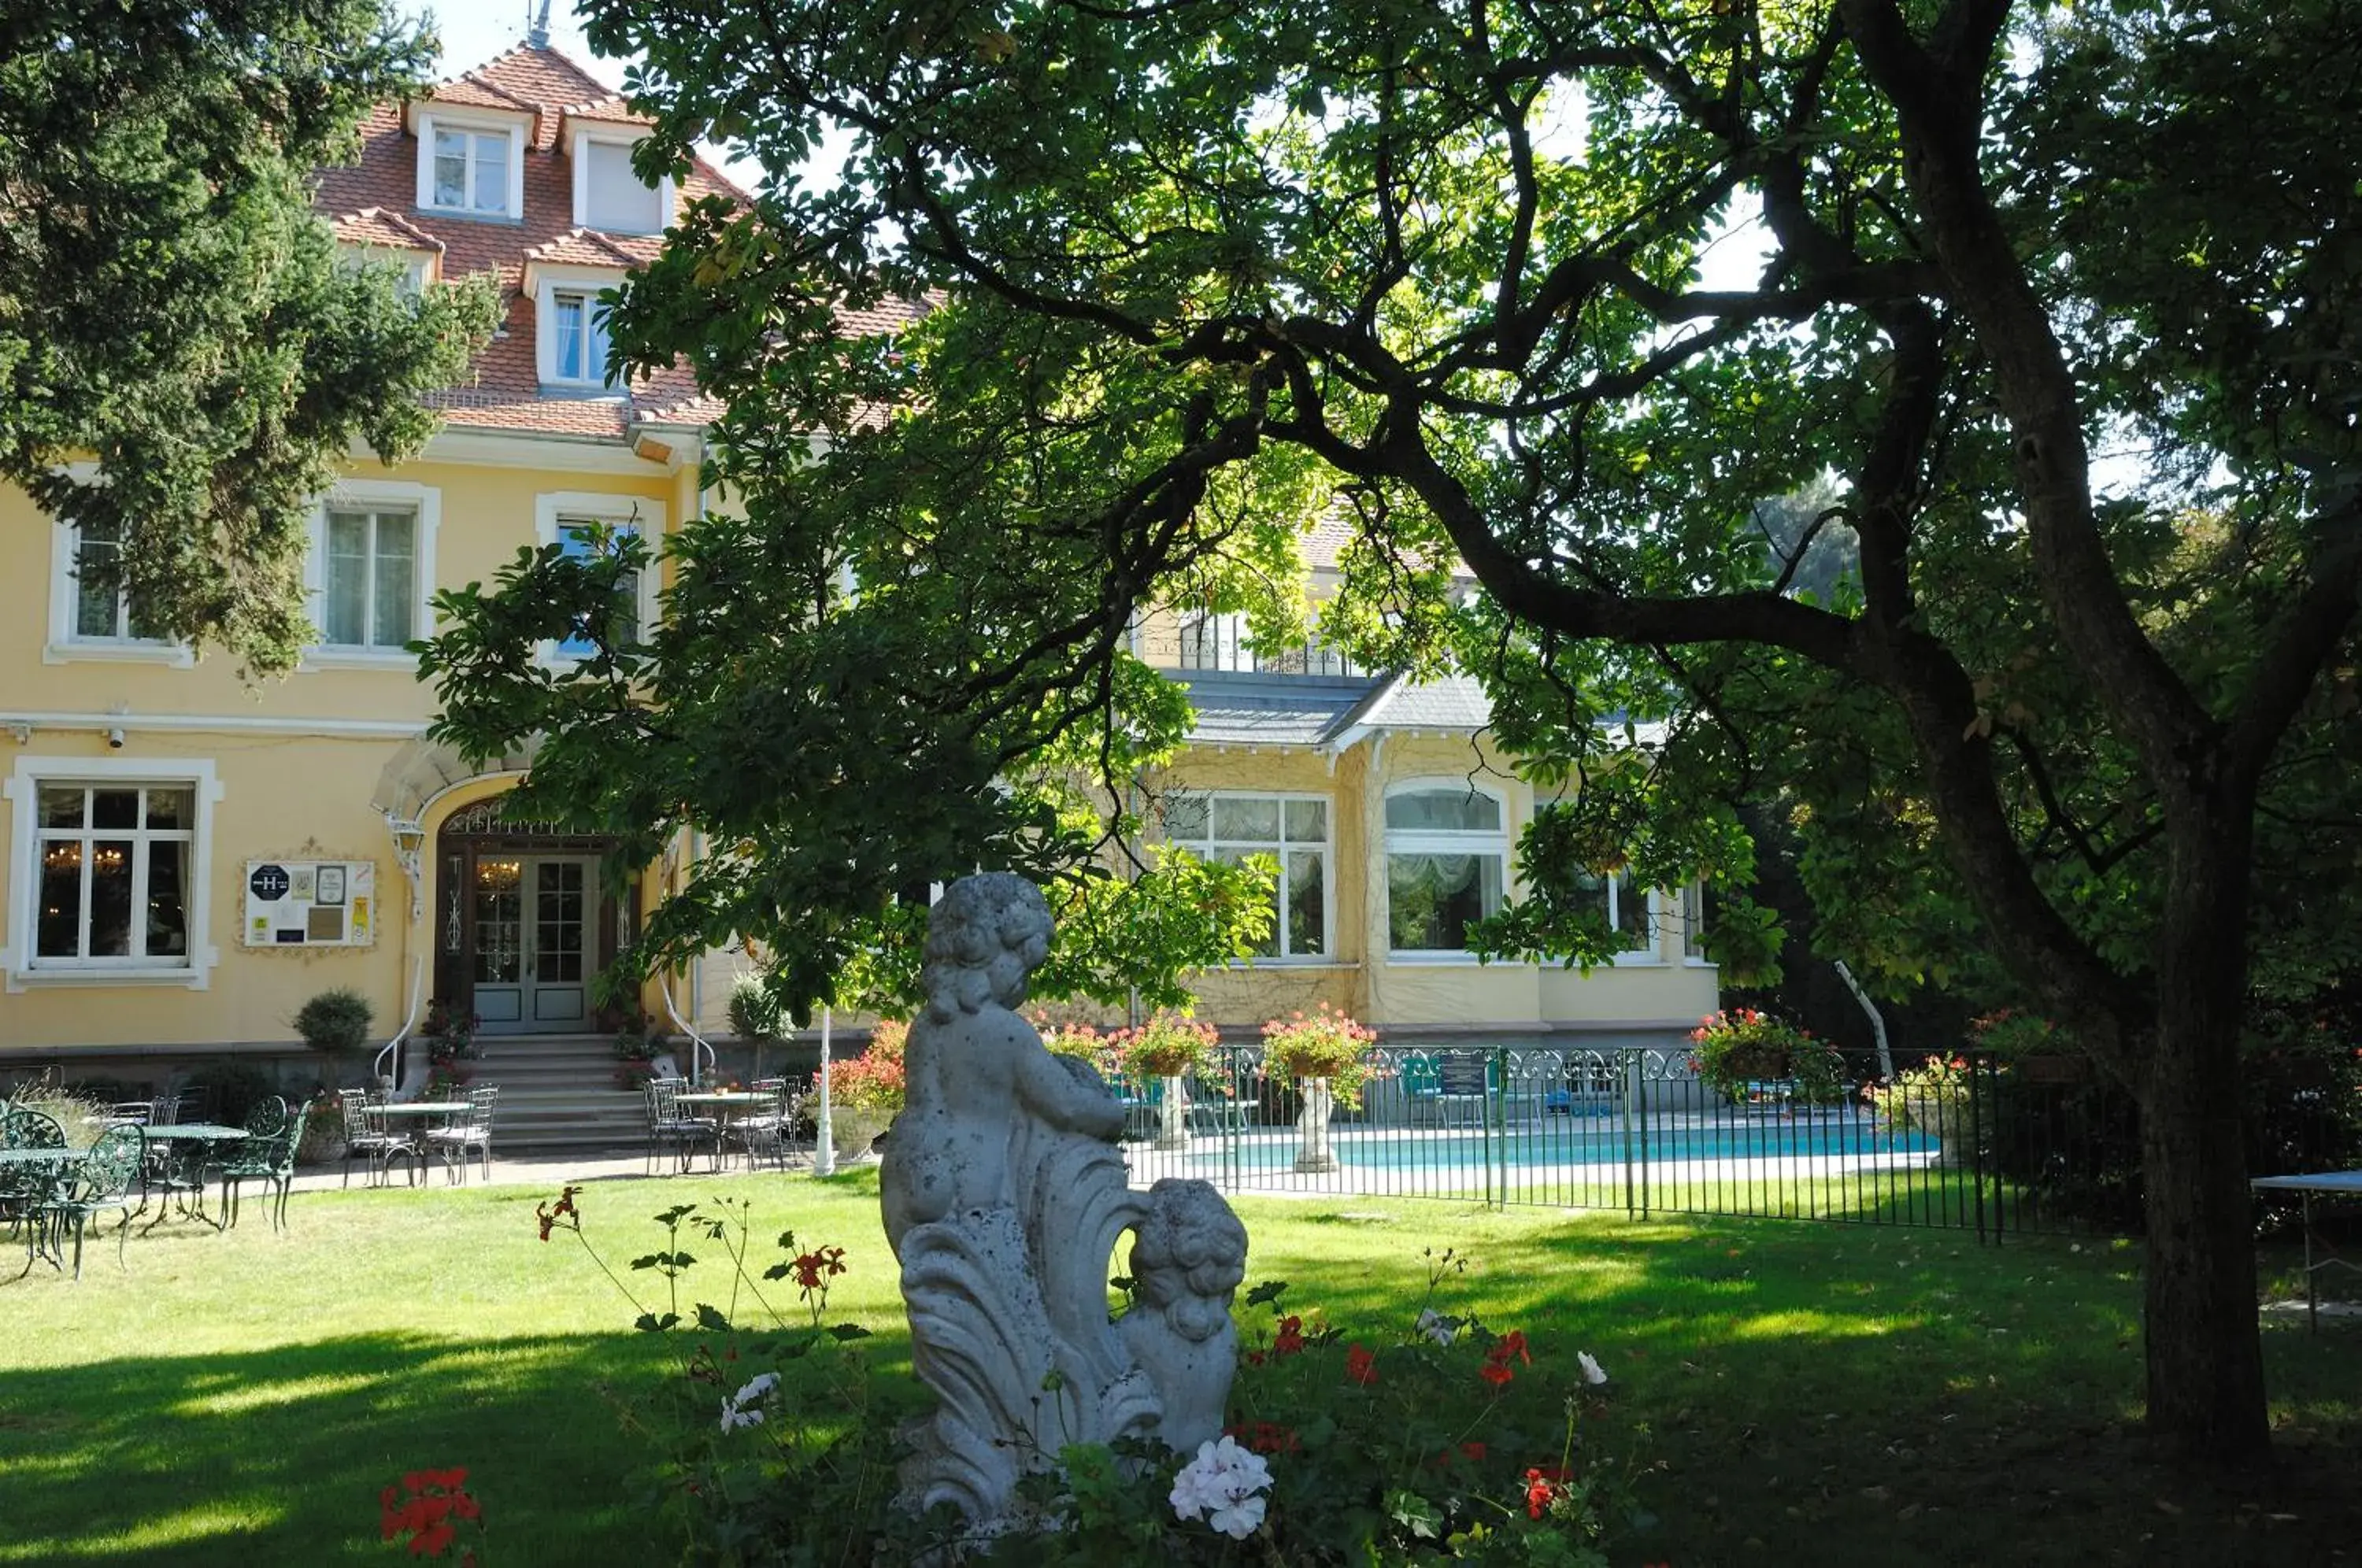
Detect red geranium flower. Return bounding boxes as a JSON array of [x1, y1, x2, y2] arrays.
[[1479, 1360, 1512, 1387], [1345, 1343, 1379, 1385], [1273, 1315, 1305, 1356]]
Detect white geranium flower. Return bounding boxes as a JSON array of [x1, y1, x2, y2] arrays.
[[1416, 1307, 1457, 1348], [1577, 1352, 1608, 1385], [1169, 1435, 1274, 1540], [719, 1371, 780, 1431]]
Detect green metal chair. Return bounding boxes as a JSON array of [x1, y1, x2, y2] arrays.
[[217, 1097, 304, 1230], [40, 1125, 145, 1279], [2, 1108, 70, 1267], [1398, 1053, 1444, 1125]]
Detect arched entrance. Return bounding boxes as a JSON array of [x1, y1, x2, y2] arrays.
[[432, 797, 628, 1034]]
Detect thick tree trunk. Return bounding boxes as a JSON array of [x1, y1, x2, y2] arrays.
[[2136, 843, 2271, 1463]]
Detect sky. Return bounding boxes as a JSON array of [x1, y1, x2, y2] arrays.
[[405, 2, 624, 90]]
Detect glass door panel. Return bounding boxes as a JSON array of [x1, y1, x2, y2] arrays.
[[471, 858, 525, 1025]]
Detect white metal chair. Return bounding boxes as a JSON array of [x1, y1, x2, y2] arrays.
[[425, 1085, 498, 1185]]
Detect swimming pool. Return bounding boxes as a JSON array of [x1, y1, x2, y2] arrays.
[[1147, 1112, 1943, 1180]]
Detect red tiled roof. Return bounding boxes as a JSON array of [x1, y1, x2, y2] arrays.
[[331, 206, 443, 253], [524, 227, 658, 270], [313, 43, 920, 441], [561, 95, 658, 131]]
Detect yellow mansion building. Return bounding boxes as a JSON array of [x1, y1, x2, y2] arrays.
[[0, 46, 1716, 1123]]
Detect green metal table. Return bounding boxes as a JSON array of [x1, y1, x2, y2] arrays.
[[139, 1124, 250, 1230]]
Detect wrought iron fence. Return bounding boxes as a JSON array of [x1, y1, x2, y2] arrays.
[[1113, 1045, 2170, 1240]]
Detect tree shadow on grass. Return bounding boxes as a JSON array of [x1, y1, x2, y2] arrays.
[[0, 1329, 696, 1566], [1227, 1199, 2362, 1568]]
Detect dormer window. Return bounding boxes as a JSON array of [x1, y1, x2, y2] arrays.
[[410, 108, 529, 220], [550, 289, 609, 383], [574, 133, 667, 235], [433, 127, 509, 213]]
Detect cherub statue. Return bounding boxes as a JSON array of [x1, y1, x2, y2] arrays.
[[1118, 1178, 1249, 1451]]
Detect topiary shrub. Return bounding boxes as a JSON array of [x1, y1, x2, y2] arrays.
[[293, 987, 374, 1054]]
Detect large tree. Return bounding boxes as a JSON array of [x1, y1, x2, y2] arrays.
[[424, 0, 2362, 1459], [0, 2, 498, 673]]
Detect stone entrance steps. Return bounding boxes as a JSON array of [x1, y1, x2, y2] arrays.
[[461, 1034, 646, 1153]]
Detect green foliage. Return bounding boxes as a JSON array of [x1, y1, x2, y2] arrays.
[[0, 2, 498, 672], [545, 0, 2362, 1442], [291, 987, 374, 1054]]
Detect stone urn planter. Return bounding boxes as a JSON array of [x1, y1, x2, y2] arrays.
[[1908, 1094, 1968, 1167], [1153, 1074, 1192, 1152], [1293, 1077, 1339, 1173], [830, 1106, 894, 1162]]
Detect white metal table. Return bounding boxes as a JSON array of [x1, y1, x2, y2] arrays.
[[2252, 1170, 2362, 1333]]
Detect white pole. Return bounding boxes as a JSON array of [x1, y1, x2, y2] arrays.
[[811, 1004, 836, 1177]]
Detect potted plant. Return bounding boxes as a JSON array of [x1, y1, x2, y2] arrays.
[[294, 1088, 347, 1166], [422, 1000, 483, 1099], [1686, 1008, 1847, 1109], [1113, 1012, 1220, 1151], [827, 1019, 907, 1160], [613, 1022, 662, 1090], [1260, 1004, 1377, 1173], [292, 987, 373, 1056]]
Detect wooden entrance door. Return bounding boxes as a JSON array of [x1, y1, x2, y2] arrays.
[[433, 800, 625, 1035]]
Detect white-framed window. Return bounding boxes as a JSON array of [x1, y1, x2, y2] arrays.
[[535, 492, 665, 662], [551, 289, 609, 383], [1174, 609, 1359, 676], [1679, 881, 1716, 966], [572, 131, 669, 235], [413, 111, 527, 220], [306, 482, 439, 666], [1573, 866, 1668, 964], [1384, 782, 1508, 956], [336, 246, 435, 296], [4, 756, 222, 991], [1162, 791, 1331, 959], [531, 268, 627, 389], [44, 506, 191, 667]]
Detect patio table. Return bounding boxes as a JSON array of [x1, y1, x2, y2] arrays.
[[2252, 1170, 2362, 1333], [674, 1092, 774, 1171], [139, 1124, 250, 1230]]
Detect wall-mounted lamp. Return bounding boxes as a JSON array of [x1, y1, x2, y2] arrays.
[[5, 723, 29, 745], [106, 727, 126, 749]]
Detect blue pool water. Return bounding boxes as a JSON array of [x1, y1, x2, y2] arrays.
[[1172, 1117, 1941, 1175]]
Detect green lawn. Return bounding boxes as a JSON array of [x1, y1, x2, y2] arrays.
[[0, 1171, 2353, 1565]]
